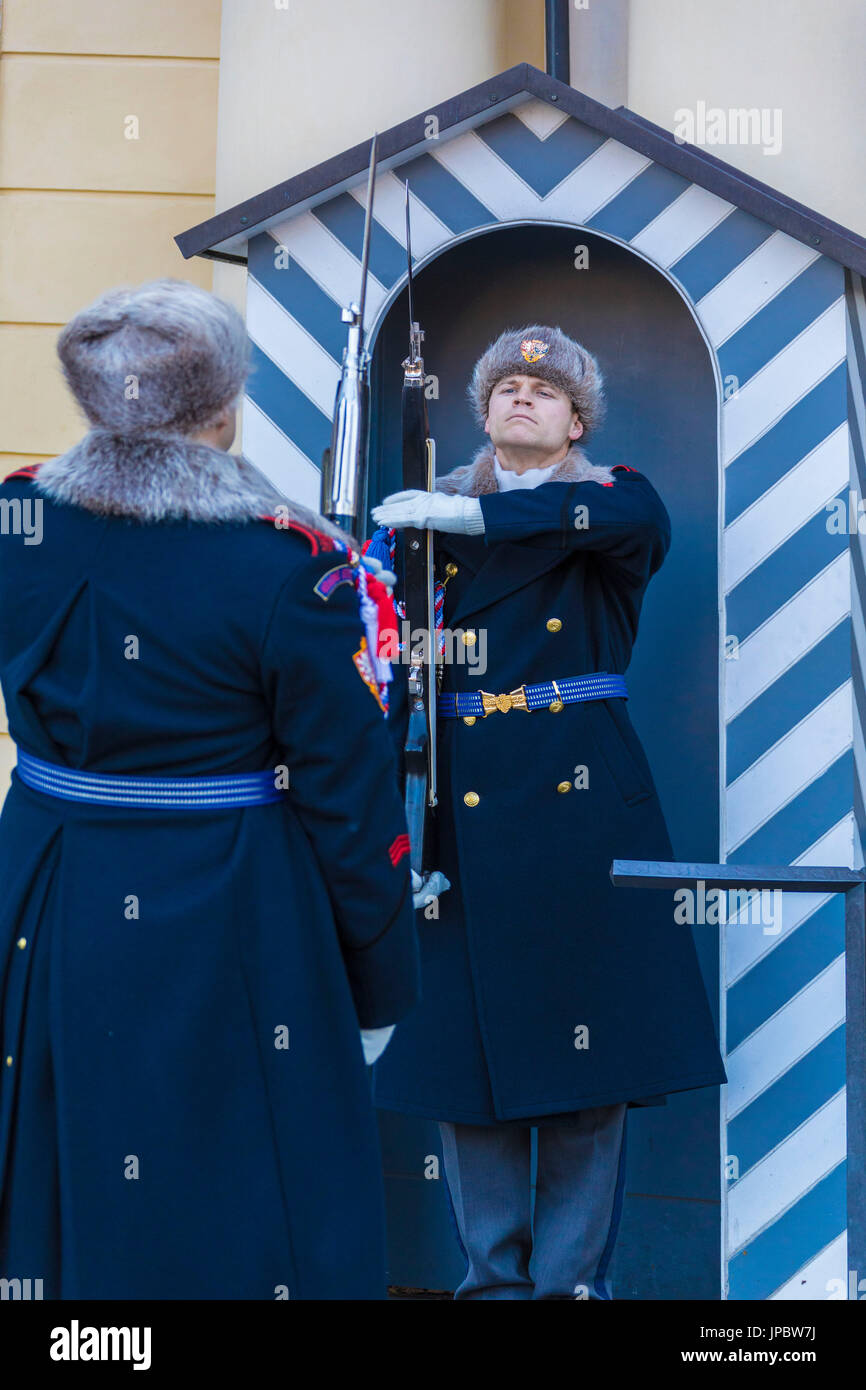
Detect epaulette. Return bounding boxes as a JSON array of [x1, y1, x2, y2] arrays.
[[258, 513, 344, 557], [602, 463, 639, 488], [263, 510, 396, 717], [3, 462, 43, 484]]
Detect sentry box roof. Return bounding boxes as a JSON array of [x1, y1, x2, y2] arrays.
[[175, 62, 866, 272]]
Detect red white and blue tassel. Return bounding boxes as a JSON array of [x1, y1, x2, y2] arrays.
[[364, 525, 446, 658], [330, 531, 400, 716]]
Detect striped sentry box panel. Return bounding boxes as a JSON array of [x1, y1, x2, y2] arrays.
[[242, 97, 858, 1301]]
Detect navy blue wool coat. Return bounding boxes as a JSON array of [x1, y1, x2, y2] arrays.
[[0, 455, 419, 1299], [372, 445, 727, 1124]]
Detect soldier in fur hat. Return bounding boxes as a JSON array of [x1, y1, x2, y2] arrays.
[[370, 324, 726, 1300], [0, 278, 419, 1298]]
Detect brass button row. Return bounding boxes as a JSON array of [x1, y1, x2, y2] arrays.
[[4, 938, 30, 1067], [463, 619, 561, 645], [457, 614, 562, 780], [464, 781, 574, 803]]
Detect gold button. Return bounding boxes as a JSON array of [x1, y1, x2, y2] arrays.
[[556, 781, 572, 794], [463, 716, 476, 725], [546, 618, 562, 633], [5, 1056, 12, 1068], [462, 630, 477, 645], [463, 791, 480, 807], [549, 700, 564, 712], [445, 562, 459, 578], [16, 937, 27, 950]]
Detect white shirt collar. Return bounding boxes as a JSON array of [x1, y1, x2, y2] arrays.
[[493, 453, 562, 491]]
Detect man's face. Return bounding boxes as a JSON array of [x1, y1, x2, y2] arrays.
[[484, 374, 583, 453]]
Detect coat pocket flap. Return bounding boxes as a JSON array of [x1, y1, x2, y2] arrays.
[[586, 700, 653, 806]]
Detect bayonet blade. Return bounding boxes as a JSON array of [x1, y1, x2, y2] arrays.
[[320, 132, 378, 535], [357, 133, 378, 331]]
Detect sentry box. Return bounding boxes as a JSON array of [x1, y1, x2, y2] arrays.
[[177, 62, 866, 1302]]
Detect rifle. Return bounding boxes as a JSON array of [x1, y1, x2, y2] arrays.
[[400, 181, 438, 878], [320, 133, 378, 537]]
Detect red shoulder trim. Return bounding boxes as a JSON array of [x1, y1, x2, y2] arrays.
[[602, 464, 639, 485], [258, 515, 341, 556], [3, 462, 43, 483]]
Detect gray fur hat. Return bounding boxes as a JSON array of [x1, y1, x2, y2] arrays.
[[56, 278, 250, 436], [468, 324, 606, 439]]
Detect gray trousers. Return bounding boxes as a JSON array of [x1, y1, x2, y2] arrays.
[[438, 1103, 628, 1300]]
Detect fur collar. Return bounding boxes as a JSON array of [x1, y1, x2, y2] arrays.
[[32, 428, 352, 541], [434, 440, 614, 496], [31, 431, 614, 535]]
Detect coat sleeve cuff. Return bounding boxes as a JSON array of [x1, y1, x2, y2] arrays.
[[342, 878, 421, 1029], [463, 497, 485, 534], [361, 1024, 396, 1065]]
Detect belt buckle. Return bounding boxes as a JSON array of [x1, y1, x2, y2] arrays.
[[478, 685, 529, 715]]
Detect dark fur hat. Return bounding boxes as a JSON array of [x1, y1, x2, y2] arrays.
[[56, 278, 250, 436], [468, 324, 606, 439]]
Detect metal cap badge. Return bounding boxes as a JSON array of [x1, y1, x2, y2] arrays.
[[520, 338, 550, 364]]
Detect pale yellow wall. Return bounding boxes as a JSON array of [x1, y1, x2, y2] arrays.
[[209, 0, 864, 314], [211, 0, 544, 389], [0, 0, 222, 785], [214, 0, 545, 211], [211, 0, 866, 234], [628, 0, 866, 235]]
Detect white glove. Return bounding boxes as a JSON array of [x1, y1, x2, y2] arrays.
[[360, 1024, 395, 1065], [411, 868, 451, 908], [371, 490, 485, 535]]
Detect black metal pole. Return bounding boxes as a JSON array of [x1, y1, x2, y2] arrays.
[[544, 0, 571, 84]]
